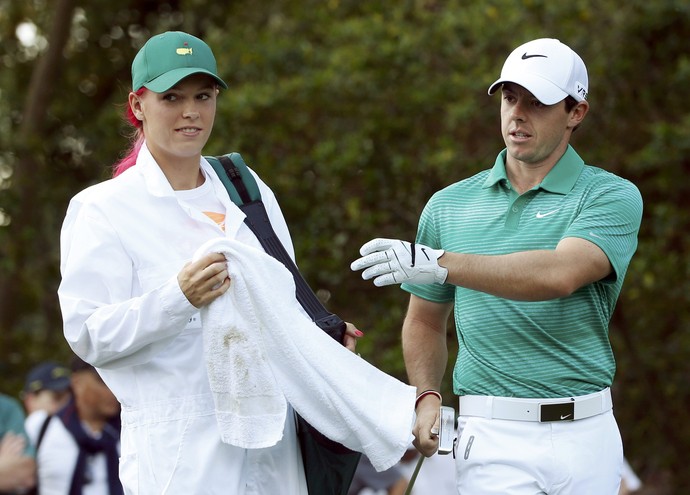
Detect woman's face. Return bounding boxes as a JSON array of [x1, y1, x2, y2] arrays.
[[130, 73, 218, 168]]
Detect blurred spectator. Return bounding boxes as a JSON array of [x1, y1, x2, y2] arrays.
[[0, 392, 36, 493], [25, 356, 122, 495], [22, 361, 71, 416], [347, 455, 408, 495], [21, 361, 72, 437]]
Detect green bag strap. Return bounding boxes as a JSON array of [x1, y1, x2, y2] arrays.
[[205, 152, 359, 493], [205, 152, 347, 343], [205, 152, 261, 206]]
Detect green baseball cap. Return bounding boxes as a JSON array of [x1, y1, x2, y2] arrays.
[[131, 31, 228, 92]]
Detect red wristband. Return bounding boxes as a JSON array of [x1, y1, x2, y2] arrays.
[[415, 390, 442, 408]]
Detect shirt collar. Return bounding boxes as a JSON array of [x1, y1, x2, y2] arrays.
[[483, 145, 585, 194], [135, 144, 247, 237], [137, 142, 175, 198]]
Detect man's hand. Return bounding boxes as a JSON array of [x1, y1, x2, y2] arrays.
[[412, 396, 442, 457], [350, 238, 448, 287]]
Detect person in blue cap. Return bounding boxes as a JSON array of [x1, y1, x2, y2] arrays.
[[22, 361, 72, 417], [25, 356, 121, 495]]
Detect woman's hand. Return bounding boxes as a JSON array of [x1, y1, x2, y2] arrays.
[[178, 252, 231, 308], [342, 322, 364, 352]]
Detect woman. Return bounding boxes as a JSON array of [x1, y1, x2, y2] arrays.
[[58, 31, 362, 494]]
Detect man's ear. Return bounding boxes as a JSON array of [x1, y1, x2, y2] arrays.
[[69, 372, 84, 393], [568, 100, 589, 129]]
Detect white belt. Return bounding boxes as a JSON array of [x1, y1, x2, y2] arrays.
[[458, 388, 612, 422]]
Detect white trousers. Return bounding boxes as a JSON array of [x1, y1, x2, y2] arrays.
[[454, 410, 623, 494]]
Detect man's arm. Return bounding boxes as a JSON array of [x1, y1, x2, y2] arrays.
[[441, 236, 612, 301], [352, 236, 612, 301], [402, 295, 453, 457]]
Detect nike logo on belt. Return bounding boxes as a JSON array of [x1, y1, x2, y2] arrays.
[[535, 209, 560, 219], [560, 414, 572, 420]]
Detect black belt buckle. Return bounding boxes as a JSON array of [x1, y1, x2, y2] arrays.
[[539, 401, 575, 422]]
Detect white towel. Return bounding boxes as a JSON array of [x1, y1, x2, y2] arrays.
[[193, 238, 287, 449], [194, 237, 416, 471]]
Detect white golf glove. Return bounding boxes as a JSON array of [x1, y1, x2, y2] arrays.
[[350, 238, 448, 287]]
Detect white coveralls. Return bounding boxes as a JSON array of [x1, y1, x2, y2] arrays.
[[58, 144, 307, 494]]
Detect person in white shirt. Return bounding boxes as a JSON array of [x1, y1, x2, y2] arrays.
[[25, 357, 121, 495], [58, 31, 362, 495]]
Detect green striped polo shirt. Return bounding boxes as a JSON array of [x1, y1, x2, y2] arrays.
[[402, 146, 643, 398]]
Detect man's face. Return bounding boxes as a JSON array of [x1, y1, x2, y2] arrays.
[[72, 370, 120, 419], [500, 83, 587, 170]]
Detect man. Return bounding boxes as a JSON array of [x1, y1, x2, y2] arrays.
[[0, 393, 36, 494], [25, 356, 122, 495], [351, 38, 643, 494]]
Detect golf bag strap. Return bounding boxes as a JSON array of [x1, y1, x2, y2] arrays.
[[207, 154, 347, 343]]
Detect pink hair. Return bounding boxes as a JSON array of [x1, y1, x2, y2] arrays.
[[112, 88, 146, 177]]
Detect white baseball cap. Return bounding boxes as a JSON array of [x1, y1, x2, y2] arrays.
[[488, 38, 588, 105]]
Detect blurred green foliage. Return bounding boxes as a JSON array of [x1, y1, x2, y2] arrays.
[[0, 0, 688, 491]]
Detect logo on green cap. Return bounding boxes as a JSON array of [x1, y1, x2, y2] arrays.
[[176, 42, 193, 56]]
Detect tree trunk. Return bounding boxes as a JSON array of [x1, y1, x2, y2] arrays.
[[0, 0, 76, 357]]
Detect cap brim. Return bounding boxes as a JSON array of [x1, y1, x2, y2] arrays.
[[43, 377, 71, 391], [24, 376, 71, 393], [142, 67, 228, 92], [488, 73, 568, 105]]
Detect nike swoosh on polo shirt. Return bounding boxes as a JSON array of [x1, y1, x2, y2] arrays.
[[535, 209, 560, 219]]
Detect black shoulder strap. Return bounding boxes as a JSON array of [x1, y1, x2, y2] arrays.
[[34, 413, 52, 451], [23, 414, 53, 495], [207, 154, 346, 343]]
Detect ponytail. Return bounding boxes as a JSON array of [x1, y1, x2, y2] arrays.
[[113, 88, 146, 177]]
